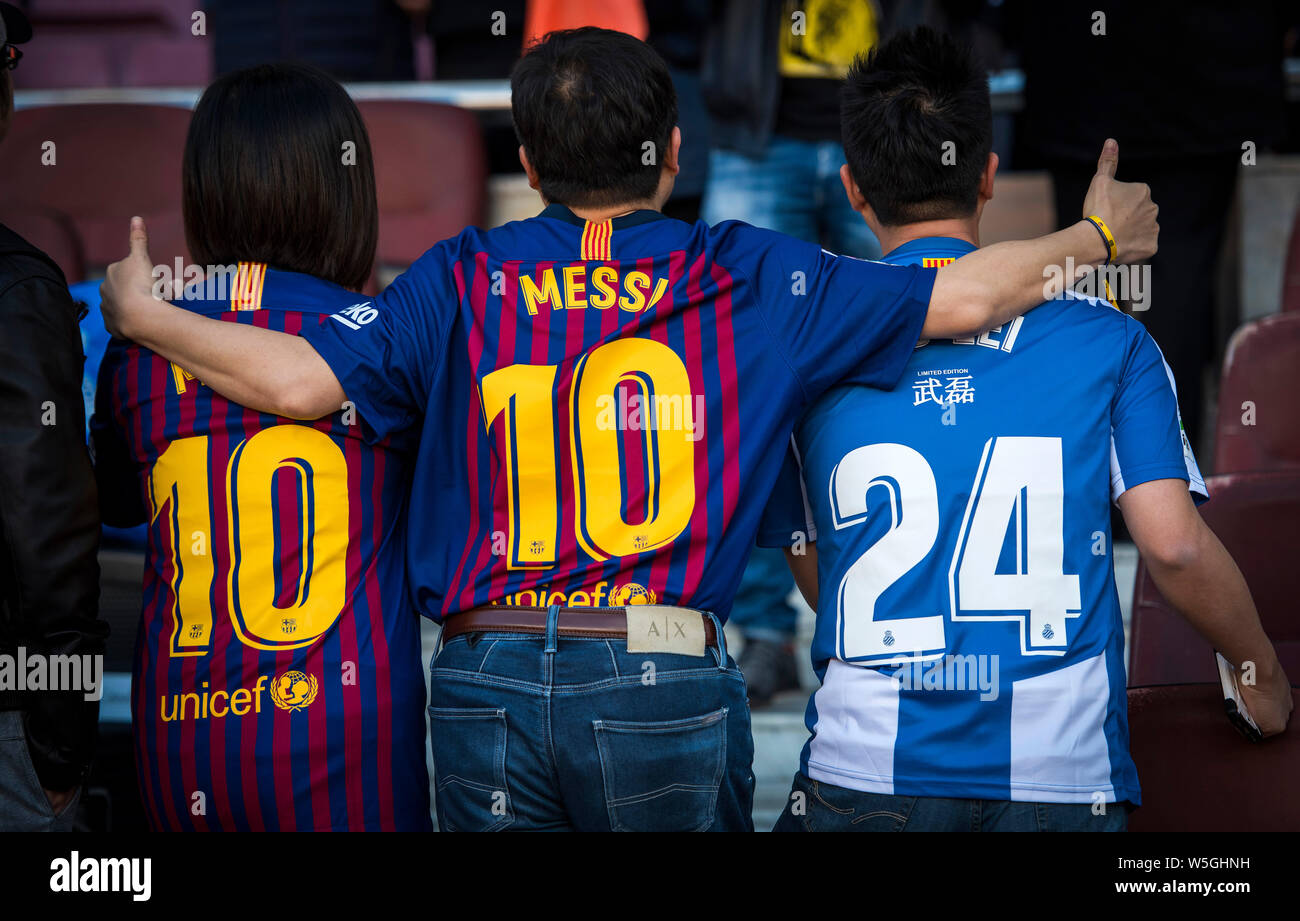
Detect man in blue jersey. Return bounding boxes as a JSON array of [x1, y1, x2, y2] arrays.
[[758, 27, 1293, 832], [98, 28, 1160, 831]]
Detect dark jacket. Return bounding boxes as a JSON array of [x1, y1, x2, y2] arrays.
[[700, 0, 783, 157], [1011, 0, 1289, 162], [701, 0, 984, 157], [0, 223, 105, 791], [208, 0, 416, 82]]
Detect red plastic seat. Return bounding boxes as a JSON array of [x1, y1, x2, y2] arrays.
[[27, 0, 185, 30], [17, 2, 203, 88], [1129, 471, 1300, 685], [10, 36, 116, 89], [1213, 313, 1300, 474], [122, 36, 213, 87], [357, 100, 487, 272], [0, 202, 86, 283], [0, 104, 191, 272], [1127, 684, 1300, 831]]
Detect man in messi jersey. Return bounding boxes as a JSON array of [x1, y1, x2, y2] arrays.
[[100, 28, 1157, 831], [757, 28, 1293, 832], [91, 65, 430, 831]]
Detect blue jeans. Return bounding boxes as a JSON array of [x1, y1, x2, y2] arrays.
[[730, 546, 799, 640], [701, 137, 882, 260], [0, 710, 81, 831], [428, 615, 755, 831], [773, 772, 1128, 832]]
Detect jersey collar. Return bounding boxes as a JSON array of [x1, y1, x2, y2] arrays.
[[176, 264, 358, 314], [539, 202, 669, 230], [883, 236, 977, 267]]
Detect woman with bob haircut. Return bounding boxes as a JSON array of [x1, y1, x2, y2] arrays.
[[91, 62, 431, 831]]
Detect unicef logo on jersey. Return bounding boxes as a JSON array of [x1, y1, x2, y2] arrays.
[[609, 582, 657, 606], [270, 670, 319, 712], [329, 302, 378, 331]]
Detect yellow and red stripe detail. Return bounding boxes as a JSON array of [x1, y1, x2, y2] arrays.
[[580, 220, 612, 261], [231, 261, 267, 311]]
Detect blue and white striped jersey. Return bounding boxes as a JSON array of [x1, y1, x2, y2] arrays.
[[759, 236, 1205, 805]]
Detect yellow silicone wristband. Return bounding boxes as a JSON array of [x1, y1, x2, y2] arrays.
[[1086, 215, 1119, 265]]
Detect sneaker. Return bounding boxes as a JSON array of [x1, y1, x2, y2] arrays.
[[739, 636, 800, 707]]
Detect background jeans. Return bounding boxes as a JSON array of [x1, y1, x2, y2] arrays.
[[773, 771, 1128, 832], [701, 136, 882, 262], [0, 710, 81, 831], [730, 547, 800, 640], [428, 616, 755, 831]]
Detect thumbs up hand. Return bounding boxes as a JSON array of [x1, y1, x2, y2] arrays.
[[1081, 139, 1159, 263]]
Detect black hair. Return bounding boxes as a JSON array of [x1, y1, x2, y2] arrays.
[[510, 27, 677, 209], [182, 62, 377, 291], [841, 27, 992, 226]]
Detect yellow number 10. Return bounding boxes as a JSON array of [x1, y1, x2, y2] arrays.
[[150, 426, 351, 657], [480, 338, 697, 570]]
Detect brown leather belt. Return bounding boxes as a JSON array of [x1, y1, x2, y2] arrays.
[[442, 604, 720, 648]]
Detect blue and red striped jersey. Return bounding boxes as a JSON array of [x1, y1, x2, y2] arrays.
[[302, 206, 936, 621], [91, 263, 430, 831]]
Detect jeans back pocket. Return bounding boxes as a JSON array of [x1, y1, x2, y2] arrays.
[[594, 707, 728, 832], [428, 706, 513, 832]]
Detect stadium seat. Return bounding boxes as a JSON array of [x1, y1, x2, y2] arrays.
[[979, 171, 1055, 244], [1128, 471, 1300, 685], [16, 1, 198, 89], [0, 104, 191, 272], [1126, 684, 1300, 831], [27, 0, 186, 30], [0, 201, 86, 283], [10, 35, 116, 89], [1283, 207, 1300, 313], [358, 100, 487, 271], [122, 36, 213, 87], [1213, 312, 1300, 473]]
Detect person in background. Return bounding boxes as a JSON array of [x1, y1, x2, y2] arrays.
[[0, 1, 106, 831], [1009, 0, 1291, 454], [426, 1, 526, 80], [700, 0, 889, 705], [701, 0, 883, 259], [646, 0, 714, 223], [207, 0, 418, 81]]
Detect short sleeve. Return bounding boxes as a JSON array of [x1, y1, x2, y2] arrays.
[[299, 245, 452, 442], [757, 439, 817, 548], [89, 339, 146, 527], [1109, 323, 1208, 504], [716, 225, 934, 400]]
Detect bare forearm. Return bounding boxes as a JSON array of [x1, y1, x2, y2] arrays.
[[129, 302, 342, 419], [1144, 526, 1277, 675], [926, 221, 1103, 338]]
